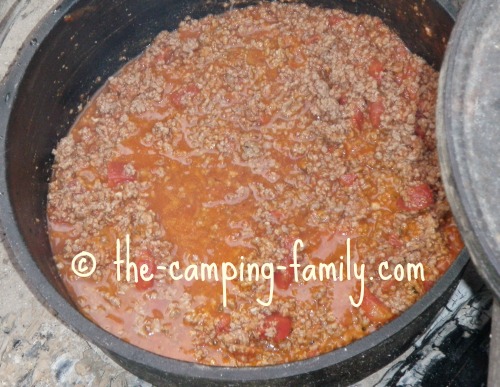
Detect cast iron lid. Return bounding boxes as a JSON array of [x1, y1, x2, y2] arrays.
[[438, 0, 500, 298]]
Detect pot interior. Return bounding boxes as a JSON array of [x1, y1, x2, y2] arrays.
[[0, 0, 458, 384]]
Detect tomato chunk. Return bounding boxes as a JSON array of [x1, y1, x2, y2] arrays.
[[169, 84, 200, 110], [305, 34, 321, 44], [261, 313, 292, 343], [260, 114, 272, 125], [153, 48, 174, 64], [368, 58, 384, 84], [274, 237, 300, 290], [270, 210, 284, 223], [352, 109, 364, 131], [274, 259, 294, 290], [422, 280, 435, 292], [215, 313, 231, 334], [360, 288, 393, 324], [339, 173, 357, 187], [135, 253, 157, 290], [328, 15, 344, 26], [368, 99, 384, 128], [397, 183, 434, 212], [415, 124, 426, 140], [387, 233, 403, 248], [107, 161, 135, 187]]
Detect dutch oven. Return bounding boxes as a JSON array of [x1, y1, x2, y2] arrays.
[[0, 0, 469, 385]]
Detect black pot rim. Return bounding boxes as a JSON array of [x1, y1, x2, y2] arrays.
[[0, 0, 469, 383]]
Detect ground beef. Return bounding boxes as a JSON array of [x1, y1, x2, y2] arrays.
[[47, 2, 462, 366]]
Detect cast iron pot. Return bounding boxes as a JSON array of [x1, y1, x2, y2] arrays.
[[0, 0, 468, 385], [437, 0, 500, 383]]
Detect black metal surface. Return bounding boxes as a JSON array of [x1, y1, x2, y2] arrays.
[[437, 1, 500, 384], [437, 0, 500, 303], [0, 0, 467, 385]]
